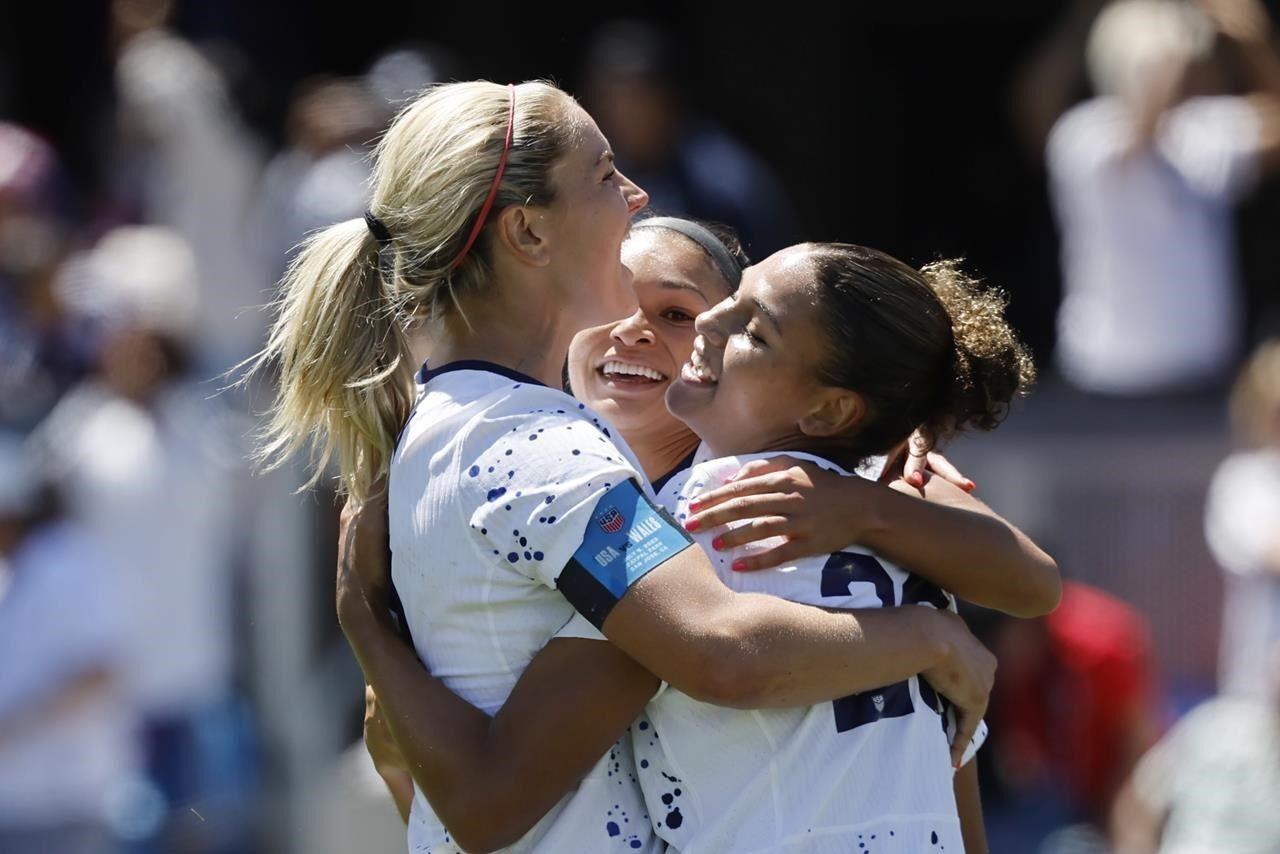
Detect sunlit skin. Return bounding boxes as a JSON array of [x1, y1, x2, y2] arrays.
[[667, 246, 866, 462], [432, 103, 648, 384], [567, 227, 736, 482], [536, 106, 651, 331]]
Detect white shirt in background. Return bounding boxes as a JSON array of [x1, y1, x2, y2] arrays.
[[35, 382, 241, 717], [0, 522, 137, 827], [1205, 448, 1280, 700], [1132, 696, 1280, 854], [1047, 96, 1259, 394]]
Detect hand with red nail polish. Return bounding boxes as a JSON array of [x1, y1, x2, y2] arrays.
[[886, 432, 974, 494], [679, 456, 888, 572]]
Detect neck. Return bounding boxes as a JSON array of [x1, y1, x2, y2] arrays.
[[626, 426, 700, 483], [430, 270, 572, 388], [705, 430, 862, 470]]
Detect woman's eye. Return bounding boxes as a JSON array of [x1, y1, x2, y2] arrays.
[[602, 169, 617, 182], [742, 327, 764, 345], [661, 308, 694, 323]]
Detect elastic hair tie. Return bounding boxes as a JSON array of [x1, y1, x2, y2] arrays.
[[364, 211, 393, 244]]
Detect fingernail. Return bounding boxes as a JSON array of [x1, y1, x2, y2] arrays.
[[712, 537, 725, 550], [732, 559, 748, 572], [684, 519, 700, 531], [688, 500, 702, 511], [964, 480, 976, 491]]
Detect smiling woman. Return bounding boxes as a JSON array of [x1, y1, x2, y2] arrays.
[[567, 216, 748, 483], [667, 243, 1035, 471]]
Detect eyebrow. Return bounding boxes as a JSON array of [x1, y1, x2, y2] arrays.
[[657, 278, 708, 298], [597, 150, 615, 165], [751, 295, 782, 333]]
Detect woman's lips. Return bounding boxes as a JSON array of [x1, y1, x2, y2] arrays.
[[599, 359, 668, 386], [680, 341, 719, 384]]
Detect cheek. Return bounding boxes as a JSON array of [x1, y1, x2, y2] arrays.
[[567, 332, 605, 389], [722, 351, 789, 414], [655, 327, 696, 367], [594, 184, 631, 226]]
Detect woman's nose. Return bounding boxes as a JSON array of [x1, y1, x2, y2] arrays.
[[611, 310, 655, 348], [694, 298, 732, 345], [620, 171, 649, 215]]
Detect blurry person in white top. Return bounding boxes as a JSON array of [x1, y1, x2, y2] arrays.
[[1111, 641, 1280, 854], [32, 226, 253, 850], [1205, 339, 1280, 701], [109, 0, 268, 375], [0, 431, 137, 854], [1043, 0, 1280, 396]]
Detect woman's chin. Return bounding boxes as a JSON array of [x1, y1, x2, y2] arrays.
[[665, 376, 716, 426]]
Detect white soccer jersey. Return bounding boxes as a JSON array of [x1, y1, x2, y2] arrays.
[[389, 360, 671, 854], [632, 451, 975, 854]]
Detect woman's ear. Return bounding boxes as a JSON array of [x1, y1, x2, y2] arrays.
[[798, 388, 866, 439], [494, 206, 552, 267]]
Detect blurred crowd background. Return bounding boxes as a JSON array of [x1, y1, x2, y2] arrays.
[[2, 1, 1279, 852]]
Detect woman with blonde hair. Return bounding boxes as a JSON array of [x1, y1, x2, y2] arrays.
[[253, 80, 1015, 851]]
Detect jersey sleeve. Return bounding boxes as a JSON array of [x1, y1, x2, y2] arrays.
[[554, 611, 607, 642], [1160, 96, 1262, 203], [459, 398, 695, 628]]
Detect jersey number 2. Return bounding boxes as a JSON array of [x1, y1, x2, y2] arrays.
[[821, 552, 949, 733]]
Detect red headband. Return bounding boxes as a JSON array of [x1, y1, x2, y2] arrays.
[[449, 83, 517, 271]]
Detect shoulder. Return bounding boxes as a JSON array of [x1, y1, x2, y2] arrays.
[[419, 372, 623, 466], [1169, 96, 1261, 133], [1048, 98, 1126, 172]]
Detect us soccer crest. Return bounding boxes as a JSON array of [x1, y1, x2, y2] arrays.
[[598, 507, 625, 534]]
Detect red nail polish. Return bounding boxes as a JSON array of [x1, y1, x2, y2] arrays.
[[688, 500, 702, 511], [685, 519, 700, 532], [712, 537, 724, 550], [732, 559, 748, 572]]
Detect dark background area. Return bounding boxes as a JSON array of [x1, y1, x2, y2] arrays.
[[6, 1, 1277, 364]]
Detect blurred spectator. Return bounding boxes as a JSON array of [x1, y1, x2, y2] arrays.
[[986, 581, 1161, 851], [364, 42, 457, 110], [255, 44, 453, 283], [1111, 644, 1280, 852], [34, 226, 254, 853], [581, 20, 798, 257], [255, 77, 383, 281], [0, 122, 92, 428], [302, 744, 406, 854], [1206, 339, 1280, 700], [0, 432, 137, 854], [1044, 0, 1280, 396], [109, 0, 268, 376]]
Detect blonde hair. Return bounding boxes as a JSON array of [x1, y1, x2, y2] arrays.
[[247, 80, 580, 500], [1230, 339, 1280, 448]]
